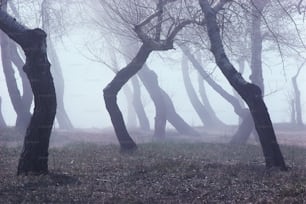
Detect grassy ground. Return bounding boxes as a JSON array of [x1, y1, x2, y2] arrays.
[[1, 128, 306, 203]]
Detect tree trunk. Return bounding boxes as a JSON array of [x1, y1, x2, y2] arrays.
[[0, 97, 7, 128], [104, 44, 152, 150], [199, 0, 287, 170], [41, 0, 73, 129], [131, 76, 150, 131], [197, 74, 224, 127], [292, 64, 304, 127], [0, 30, 31, 132], [162, 89, 199, 136], [180, 45, 245, 117], [138, 65, 167, 139], [0, 9, 57, 175], [181, 54, 215, 127], [9, 41, 33, 111], [48, 41, 73, 129]]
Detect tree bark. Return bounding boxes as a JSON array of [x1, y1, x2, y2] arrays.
[[199, 0, 287, 170], [104, 44, 152, 150], [0, 9, 57, 175], [131, 76, 150, 131]]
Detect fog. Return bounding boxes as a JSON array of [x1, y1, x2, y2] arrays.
[[0, 1, 305, 132], [1, 28, 306, 130]]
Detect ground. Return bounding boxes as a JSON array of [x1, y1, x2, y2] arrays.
[[0, 126, 306, 203]]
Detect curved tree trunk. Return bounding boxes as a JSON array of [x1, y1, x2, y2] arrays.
[[231, 1, 267, 144], [138, 65, 167, 139], [200, 0, 286, 170], [181, 54, 216, 127], [139, 64, 199, 137], [0, 97, 7, 128], [161, 89, 199, 136], [48, 41, 73, 129], [0, 7, 57, 175], [9, 41, 33, 111], [131, 76, 150, 131], [197, 74, 225, 127], [0, 27, 31, 132], [180, 45, 245, 117], [104, 44, 151, 150]]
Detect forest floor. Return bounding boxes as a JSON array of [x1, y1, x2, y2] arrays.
[[1, 126, 306, 203]]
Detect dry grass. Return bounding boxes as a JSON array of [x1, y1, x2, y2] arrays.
[[1, 127, 306, 203]]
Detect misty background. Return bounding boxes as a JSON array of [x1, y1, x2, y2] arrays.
[[0, 1, 305, 130]]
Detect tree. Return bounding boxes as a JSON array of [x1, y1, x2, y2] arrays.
[[102, 0, 193, 150], [41, 0, 73, 129], [0, 4, 57, 175], [199, 0, 287, 170], [0, 3, 32, 132]]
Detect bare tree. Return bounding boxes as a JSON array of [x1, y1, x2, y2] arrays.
[[0, 2, 57, 175], [199, 0, 287, 170], [101, 0, 194, 150]]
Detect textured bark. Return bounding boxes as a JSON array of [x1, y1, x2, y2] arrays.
[[131, 76, 150, 131], [181, 54, 215, 127], [0, 9, 57, 175], [199, 0, 286, 170], [104, 44, 152, 150], [0, 97, 7, 127]]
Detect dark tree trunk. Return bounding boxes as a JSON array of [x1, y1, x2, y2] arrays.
[[231, 1, 267, 144], [0, 30, 31, 132], [200, 0, 286, 170], [104, 44, 152, 150], [181, 54, 216, 127], [0, 9, 57, 175], [131, 76, 150, 131], [138, 65, 167, 139], [0, 97, 7, 128]]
